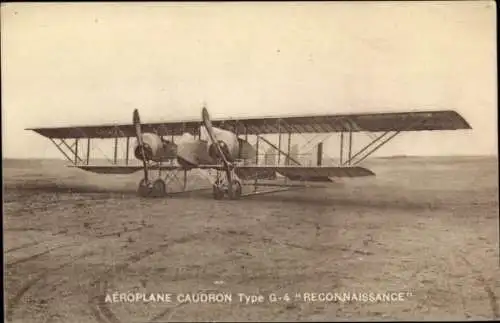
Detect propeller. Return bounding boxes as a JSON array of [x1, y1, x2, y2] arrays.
[[201, 106, 234, 197], [133, 109, 149, 184]]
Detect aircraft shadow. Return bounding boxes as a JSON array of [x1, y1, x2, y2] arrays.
[[5, 182, 138, 195], [168, 188, 437, 211], [240, 193, 437, 211], [6, 182, 438, 211]]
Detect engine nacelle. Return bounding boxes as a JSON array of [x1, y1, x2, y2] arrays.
[[207, 127, 239, 162], [134, 133, 176, 162]]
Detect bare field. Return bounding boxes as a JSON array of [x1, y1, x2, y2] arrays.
[[3, 156, 499, 322]]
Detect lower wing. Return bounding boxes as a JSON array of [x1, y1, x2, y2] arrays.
[[70, 164, 180, 174], [72, 164, 374, 181], [234, 165, 374, 181], [70, 164, 224, 174]]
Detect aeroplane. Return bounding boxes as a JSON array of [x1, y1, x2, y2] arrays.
[[131, 107, 263, 198], [26, 106, 472, 199]]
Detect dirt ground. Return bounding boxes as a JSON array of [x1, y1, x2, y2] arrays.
[[3, 156, 499, 322]]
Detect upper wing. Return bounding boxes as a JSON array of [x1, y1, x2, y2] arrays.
[[27, 110, 471, 139]]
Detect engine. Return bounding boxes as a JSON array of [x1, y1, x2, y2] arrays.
[[207, 127, 240, 162], [134, 133, 176, 162]]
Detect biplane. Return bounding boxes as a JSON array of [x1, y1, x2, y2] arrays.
[[26, 107, 471, 199]]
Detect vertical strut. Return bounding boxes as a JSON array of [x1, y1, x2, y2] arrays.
[[340, 132, 344, 165], [244, 126, 249, 165], [74, 139, 79, 165], [316, 142, 323, 166], [125, 137, 130, 165], [113, 136, 118, 165], [348, 129, 353, 165], [286, 132, 291, 184], [255, 135, 259, 165], [277, 120, 282, 165], [286, 132, 291, 166], [234, 121, 239, 137], [86, 138, 90, 165]]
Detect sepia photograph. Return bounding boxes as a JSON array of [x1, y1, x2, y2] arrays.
[[2, 1, 498, 322]]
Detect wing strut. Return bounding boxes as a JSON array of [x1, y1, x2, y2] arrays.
[[342, 116, 433, 166], [48, 138, 84, 164], [257, 135, 301, 166]]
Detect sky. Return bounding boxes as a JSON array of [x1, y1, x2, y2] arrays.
[[1, 1, 497, 160]]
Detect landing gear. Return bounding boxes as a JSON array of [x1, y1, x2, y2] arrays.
[[228, 179, 242, 200], [212, 176, 242, 200], [137, 178, 167, 197], [151, 179, 167, 198], [137, 178, 151, 197], [213, 185, 224, 200], [212, 177, 224, 199]]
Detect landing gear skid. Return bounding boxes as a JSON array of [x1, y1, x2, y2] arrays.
[[137, 178, 167, 198]]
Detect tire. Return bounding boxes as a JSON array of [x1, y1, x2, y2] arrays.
[[137, 179, 151, 197], [213, 185, 224, 200], [228, 180, 242, 200], [151, 179, 167, 198]]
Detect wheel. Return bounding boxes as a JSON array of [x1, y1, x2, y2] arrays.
[[213, 177, 224, 200], [228, 180, 242, 200], [213, 185, 224, 200], [137, 179, 151, 197], [151, 179, 167, 198]]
